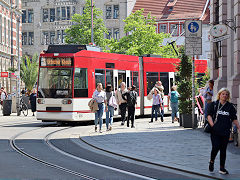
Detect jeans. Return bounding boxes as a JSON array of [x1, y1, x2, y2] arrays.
[[210, 133, 229, 167], [127, 106, 135, 127], [119, 103, 127, 123], [151, 104, 160, 121], [204, 101, 211, 126], [106, 105, 114, 129], [95, 103, 104, 130], [171, 102, 179, 121]]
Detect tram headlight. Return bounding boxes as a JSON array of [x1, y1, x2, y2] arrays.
[[37, 99, 45, 104], [62, 99, 72, 104]]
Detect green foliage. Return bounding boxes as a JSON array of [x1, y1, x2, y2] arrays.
[[8, 67, 17, 73], [64, 0, 107, 47], [20, 54, 39, 92], [176, 47, 192, 114], [201, 68, 210, 87], [105, 9, 178, 57]]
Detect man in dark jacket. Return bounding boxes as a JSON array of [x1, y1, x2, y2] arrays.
[[122, 85, 138, 128]]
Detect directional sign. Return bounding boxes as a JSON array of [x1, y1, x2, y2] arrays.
[[185, 20, 202, 38]]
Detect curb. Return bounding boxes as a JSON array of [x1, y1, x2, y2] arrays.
[[79, 136, 223, 180]]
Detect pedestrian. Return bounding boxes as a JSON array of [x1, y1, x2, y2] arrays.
[[149, 88, 163, 123], [1, 87, 7, 106], [202, 80, 214, 125], [122, 85, 138, 128], [207, 88, 240, 174], [148, 81, 164, 121], [92, 83, 107, 133], [105, 84, 116, 131], [29, 88, 37, 116], [168, 86, 180, 123], [116, 82, 128, 125]]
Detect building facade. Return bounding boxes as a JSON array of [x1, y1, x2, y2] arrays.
[[209, 0, 240, 121], [22, 0, 135, 56], [132, 0, 210, 59], [0, 0, 22, 93]]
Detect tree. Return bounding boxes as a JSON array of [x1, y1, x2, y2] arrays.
[[20, 54, 39, 93], [106, 9, 177, 57], [65, 0, 107, 47], [175, 47, 192, 114]]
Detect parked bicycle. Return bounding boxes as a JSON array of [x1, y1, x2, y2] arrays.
[[18, 96, 28, 116]]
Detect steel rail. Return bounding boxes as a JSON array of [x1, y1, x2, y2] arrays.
[[9, 127, 98, 180]]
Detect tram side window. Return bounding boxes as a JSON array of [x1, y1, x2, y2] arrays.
[[131, 71, 139, 95], [95, 69, 105, 89], [160, 72, 169, 95], [146, 72, 158, 94], [74, 68, 88, 97], [106, 70, 113, 87]]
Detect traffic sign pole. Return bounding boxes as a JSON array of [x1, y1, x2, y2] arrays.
[[192, 55, 195, 129]]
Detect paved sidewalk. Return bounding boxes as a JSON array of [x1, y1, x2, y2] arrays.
[[80, 116, 240, 179]]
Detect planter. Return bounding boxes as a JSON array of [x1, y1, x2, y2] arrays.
[[179, 113, 182, 126], [182, 114, 197, 128]]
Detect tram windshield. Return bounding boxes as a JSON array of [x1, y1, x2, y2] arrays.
[[38, 68, 73, 98]]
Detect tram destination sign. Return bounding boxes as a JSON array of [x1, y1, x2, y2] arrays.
[[40, 57, 73, 66]]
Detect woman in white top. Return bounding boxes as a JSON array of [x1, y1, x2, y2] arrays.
[[92, 83, 107, 133], [150, 88, 163, 122]]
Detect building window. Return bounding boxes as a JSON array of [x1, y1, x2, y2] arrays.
[[0, 15, 2, 44], [56, 7, 61, 21], [28, 9, 34, 23], [8, 20, 10, 46], [43, 9, 49, 22], [113, 28, 119, 40], [113, 5, 119, 19], [4, 18, 6, 45], [159, 24, 167, 33], [72, 6, 75, 15], [67, 7, 71, 20], [170, 24, 178, 36], [180, 23, 184, 34], [22, 32, 27, 45], [50, 31, 55, 44], [57, 30, 61, 44], [106, 29, 112, 39], [42, 31, 49, 45], [22, 10, 27, 23], [28, 32, 34, 45], [50, 8, 55, 22], [106, 5, 112, 19], [61, 7, 66, 20], [61, 30, 66, 43]]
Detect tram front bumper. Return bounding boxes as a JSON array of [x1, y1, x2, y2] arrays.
[[36, 111, 78, 121]]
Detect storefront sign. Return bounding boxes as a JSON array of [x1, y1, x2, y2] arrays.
[[210, 24, 228, 37], [1, 72, 9, 77]]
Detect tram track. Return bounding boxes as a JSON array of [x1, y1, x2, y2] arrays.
[[9, 126, 98, 180]]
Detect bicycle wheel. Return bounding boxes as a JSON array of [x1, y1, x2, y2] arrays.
[[22, 103, 28, 116]]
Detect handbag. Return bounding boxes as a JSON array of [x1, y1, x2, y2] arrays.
[[204, 101, 225, 133], [109, 93, 118, 108], [147, 93, 153, 100]]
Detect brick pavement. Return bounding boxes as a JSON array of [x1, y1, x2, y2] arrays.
[[80, 116, 240, 179]]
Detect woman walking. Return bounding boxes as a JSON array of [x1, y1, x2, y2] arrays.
[[106, 84, 115, 131], [29, 88, 37, 116], [92, 83, 107, 133], [149, 88, 162, 122], [207, 88, 240, 174], [168, 86, 180, 123]]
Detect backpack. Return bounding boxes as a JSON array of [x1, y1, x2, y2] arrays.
[[170, 91, 178, 103], [128, 91, 137, 106]]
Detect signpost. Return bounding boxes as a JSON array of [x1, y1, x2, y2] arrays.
[[185, 20, 202, 128]]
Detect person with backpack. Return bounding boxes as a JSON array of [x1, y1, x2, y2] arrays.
[[122, 85, 138, 128], [0, 87, 7, 106], [207, 88, 240, 175], [168, 86, 180, 123], [149, 88, 163, 123], [105, 84, 117, 131]]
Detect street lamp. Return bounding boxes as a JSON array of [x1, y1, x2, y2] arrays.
[[16, 16, 21, 116], [91, 0, 94, 45]]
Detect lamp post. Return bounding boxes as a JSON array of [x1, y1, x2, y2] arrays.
[[16, 16, 21, 116], [91, 0, 94, 45]]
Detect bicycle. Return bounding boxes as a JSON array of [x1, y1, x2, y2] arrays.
[[18, 97, 28, 116]]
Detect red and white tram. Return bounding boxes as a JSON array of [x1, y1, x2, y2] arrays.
[[36, 45, 207, 122]]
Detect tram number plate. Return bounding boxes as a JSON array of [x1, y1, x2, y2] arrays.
[[46, 107, 61, 111], [56, 90, 68, 96]]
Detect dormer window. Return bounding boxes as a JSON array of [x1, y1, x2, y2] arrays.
[[169, 7, 173, 12], [167, 0, 177, 7]]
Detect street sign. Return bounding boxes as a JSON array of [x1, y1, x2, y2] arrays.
[[210, 24, 228, 37], [185, 37, 202, 55], [0, 72, 8, 77], [185, 20, 202, 38], [211, 34, 230, 42]]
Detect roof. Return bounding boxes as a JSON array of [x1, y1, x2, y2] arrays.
[[133, 0, 210, 23]]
